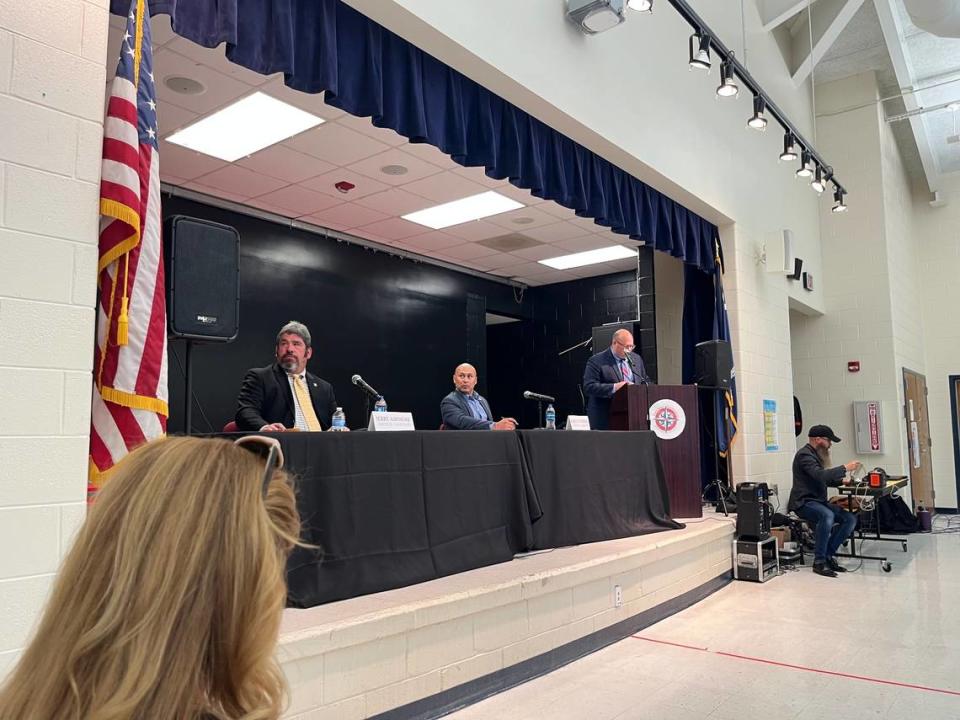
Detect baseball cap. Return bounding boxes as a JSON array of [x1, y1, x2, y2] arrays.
[[808, 424, 841, 443]]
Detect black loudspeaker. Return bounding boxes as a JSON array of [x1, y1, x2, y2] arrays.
[[736, 482, 771, 541], [163, 215, 240, 342], [693, 340, 733, 389]]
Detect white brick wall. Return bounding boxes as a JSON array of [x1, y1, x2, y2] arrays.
[[0, 0, 108, 674]]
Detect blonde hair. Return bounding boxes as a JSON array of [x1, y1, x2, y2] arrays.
[[0, 436, 300, 720]]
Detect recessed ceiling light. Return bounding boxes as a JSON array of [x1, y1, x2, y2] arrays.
[[380, 164, 409, 176], [164, 76, 205, 95], [539, 245, 638, 270], [402, 191, 524, 229], [166, 92, 325, 162]]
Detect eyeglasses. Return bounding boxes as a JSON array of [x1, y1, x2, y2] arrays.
[[615, 340, 636, 351], [234, 435, 285, 497]]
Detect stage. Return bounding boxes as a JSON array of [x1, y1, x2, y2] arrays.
[[277, 512, 734, 719]]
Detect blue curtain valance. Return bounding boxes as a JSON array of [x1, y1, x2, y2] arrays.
[[113, 0, 718, 273]]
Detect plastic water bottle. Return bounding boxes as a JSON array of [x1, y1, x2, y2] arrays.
[[331, 407, 347, 431], [545, 404, 556, 430], [374, 396, 388, 413]]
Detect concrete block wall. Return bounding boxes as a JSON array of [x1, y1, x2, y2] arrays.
[[915, 174, 960, 508], [279, 523, 733, 719], [0, 0, 108, 678]]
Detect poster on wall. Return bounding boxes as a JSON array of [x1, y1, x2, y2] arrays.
[[763, 399, 779, 452]]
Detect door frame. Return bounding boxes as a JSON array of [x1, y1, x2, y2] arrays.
[[950, 375, 960, 511], [902, 367, 933, 509]]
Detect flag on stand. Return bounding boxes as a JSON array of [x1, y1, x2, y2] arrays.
[[713, 240, 738, 457], [89, 0, 168, 499]]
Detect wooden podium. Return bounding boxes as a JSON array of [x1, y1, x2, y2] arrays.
[[610, 384, 702, 519]]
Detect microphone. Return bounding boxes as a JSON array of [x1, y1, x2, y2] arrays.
[[625, 353, 648, 385], [523, 390, 555, 403], [351, 374, 381, 398]]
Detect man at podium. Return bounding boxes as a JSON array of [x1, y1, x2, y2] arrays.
[[583, 329, 651, 430]]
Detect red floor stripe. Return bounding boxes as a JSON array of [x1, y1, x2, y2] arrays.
[[632, 636, 960, 698]]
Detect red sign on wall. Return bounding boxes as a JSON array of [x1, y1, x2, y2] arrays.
[[867, 402, 880, 451]]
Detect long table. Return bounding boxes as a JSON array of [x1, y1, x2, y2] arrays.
[[233, 430, 682, 607]]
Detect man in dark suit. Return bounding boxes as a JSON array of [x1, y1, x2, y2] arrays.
[[441, 363, 517, 430], [235, 321, 339, 431], [583, 329, 651, 430]]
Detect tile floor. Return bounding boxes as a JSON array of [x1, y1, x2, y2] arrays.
[[445, 530, 960, 720]]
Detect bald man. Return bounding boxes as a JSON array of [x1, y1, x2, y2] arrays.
[[440, 363, 517, 430], [583, 329, 651, 430]]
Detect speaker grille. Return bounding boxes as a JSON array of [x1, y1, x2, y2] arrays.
[[164, 216, 239, 342]]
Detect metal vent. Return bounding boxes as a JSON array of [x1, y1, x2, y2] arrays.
[[476, 234, 543, 252]]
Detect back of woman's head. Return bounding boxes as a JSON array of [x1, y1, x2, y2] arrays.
[[0, 436, 300, 720]]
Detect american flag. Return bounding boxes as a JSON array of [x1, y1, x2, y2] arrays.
[[89, 0, 168, 496]]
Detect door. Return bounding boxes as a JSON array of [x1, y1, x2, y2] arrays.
[[951, 376, 960, 510], [903, 369, 934, 510]]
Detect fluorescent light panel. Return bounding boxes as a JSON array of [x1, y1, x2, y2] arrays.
[[166, 92, 325, 162], [539, 245, 638, 270], [402, 191, 524, 229]]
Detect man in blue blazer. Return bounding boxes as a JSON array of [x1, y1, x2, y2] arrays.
[[441, 363, 517, 430], [583, 329, 651, 430]]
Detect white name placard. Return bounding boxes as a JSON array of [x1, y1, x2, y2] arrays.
[[565, 415, 591, 430], [367, 411, 416, 431]]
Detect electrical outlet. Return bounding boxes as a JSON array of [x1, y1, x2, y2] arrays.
[[614, 584, 623, 607]]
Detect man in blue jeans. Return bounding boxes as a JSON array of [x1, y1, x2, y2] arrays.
[[788, 425, 861, 577]]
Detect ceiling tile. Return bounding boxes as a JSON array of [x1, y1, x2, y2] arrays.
[[509, 244, 570, 262], [260, 77, 346, 121], [355, 217, 427, 241], [158, 140, 227, 180], [490, 261, 555, 278], [553, 234, 619, 252], [517, 220, 592, 244], [494, 182, 545, 206], [192, 165, 287, 198], [401, 141, 460, 170], [452, 164, 505, 188], [237, 145, 336, 184], [250, 185, 343, 216], [284, 122, 391, 167], [443, 220, 507, 241], [301, 168, 390, 200], [353, 188, 432, 216], [163, 36, 269, 86], [347, 148, 445, 186], [159, 173, 189, 186], [157, 100, 198, 136], [486, 206, 558, 231], [303, 202, 391, 229], [401, 170, 489, 203], [243, 199, 296, 218], [402, 232, 464, 252], [182, 180, 250, 204], [153, 47, 253, 115], [152, 15, 176, 48], [538, 202, 579, 220], [568, 214, 606, 233], [334, 113, 407, 147], [437, 243, 501, 260], [461, 253, 516, 271]]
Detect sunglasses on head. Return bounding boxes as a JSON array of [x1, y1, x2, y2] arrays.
[[233, 435, 285, 497]]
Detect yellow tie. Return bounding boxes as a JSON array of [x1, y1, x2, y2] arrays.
[[293, 375, 322, 431]]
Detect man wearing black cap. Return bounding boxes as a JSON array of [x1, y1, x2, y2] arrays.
[[788, 425, 861, 577]]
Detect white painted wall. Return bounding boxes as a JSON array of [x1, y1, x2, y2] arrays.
[[915, 174, 960, 508], [346, 0, 834, 493], [0, 0, 108, 678]]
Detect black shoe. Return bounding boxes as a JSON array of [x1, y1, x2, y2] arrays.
[[827, 557, 847, 573], [813, 562, 837, 578]]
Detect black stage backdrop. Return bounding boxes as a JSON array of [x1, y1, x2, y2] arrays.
[[162, 196, 657, 433]]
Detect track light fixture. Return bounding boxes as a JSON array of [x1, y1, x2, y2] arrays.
[[796, 151, 813, 178], [627, 0, 653, 12], [747, 95, 767, 130], [717, 56, 738, 98], [810, 166, 825, 194], [779, 133, 798, 162], [688, 31, 710, 70], [832, 188, 847, 213]]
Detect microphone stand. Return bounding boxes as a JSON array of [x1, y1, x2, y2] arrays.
[[363, 393, 371, 428]]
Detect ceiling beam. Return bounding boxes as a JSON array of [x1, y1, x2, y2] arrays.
[[873, 0, 941, 193], [758, 0, 814, 32], [791, 0, 865, 86]]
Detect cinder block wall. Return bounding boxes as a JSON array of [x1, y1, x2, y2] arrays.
[[0, 0, 108, 677]]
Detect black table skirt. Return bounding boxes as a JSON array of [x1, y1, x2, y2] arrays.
[[518, 430, 683, 549], [276, 431, 540, 607]]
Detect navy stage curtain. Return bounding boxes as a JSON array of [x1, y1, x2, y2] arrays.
[[112, 0, 719, 273]]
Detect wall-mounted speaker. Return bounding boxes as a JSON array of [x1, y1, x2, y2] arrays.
[[787, 257, 803, 281], [163, 215, 240, 342], [693, 339, 733, 389]]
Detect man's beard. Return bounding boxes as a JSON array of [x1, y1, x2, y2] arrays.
[[815, 445, 832, 466], [280, 356, 298, 372]]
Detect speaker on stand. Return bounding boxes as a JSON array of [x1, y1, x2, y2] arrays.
[[163, 215, 240, 434], [693, 340, 735, 514]]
